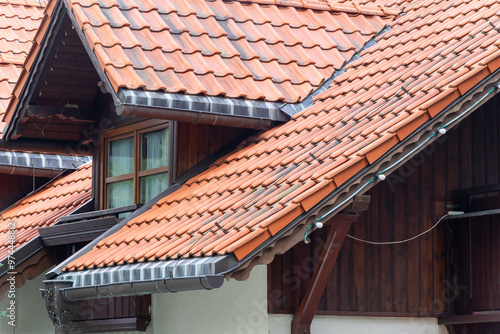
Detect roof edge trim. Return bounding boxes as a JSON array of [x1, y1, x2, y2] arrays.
[[2, 0, 71, 140], [0, 235, 44, 279], [116, 90, 288, 129], [224, 68, 500, 280]]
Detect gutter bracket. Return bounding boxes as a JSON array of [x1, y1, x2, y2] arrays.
[[40, 280, 78, 334]]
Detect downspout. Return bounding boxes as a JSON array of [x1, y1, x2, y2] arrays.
[[116, 103, 272, 130]]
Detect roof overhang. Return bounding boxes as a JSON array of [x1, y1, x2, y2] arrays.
[[2, 0, 293, 139], [54, 67, 500, 295], [0, 151, 90, 177], [115, 89, 288, 130]]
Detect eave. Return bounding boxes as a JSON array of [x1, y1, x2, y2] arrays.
[[44, 66, 500, 297]]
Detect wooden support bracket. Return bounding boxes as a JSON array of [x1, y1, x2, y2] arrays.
[[291, 212, 361, 334]]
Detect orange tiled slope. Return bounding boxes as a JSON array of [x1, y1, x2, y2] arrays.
[[68, 0, 397, 103], [0, 0, 44, 117], [64, 0, 500, 271], [0, 163, 91, 262]]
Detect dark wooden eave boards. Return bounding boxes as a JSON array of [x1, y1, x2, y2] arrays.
[[2, 0, 290, 146], [291, 195, 370, 334]]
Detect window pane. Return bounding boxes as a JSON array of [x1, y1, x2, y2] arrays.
[[140, 172, 168, 203], [108, 137, 134, 177], [107, 180, 133, 208], [141, 128, 168, 171]]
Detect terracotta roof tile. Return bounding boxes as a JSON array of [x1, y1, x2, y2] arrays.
[[0, 163, 92, 262], [64, 0, 395, 103], [0, 0, 43, 118], [64, 0, 500, 272]]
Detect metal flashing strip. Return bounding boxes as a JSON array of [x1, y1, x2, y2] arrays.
[[56, 255, 236, 300], [280, 25, 392, 117], [117, 90, 289, 123], [0, 151, 90, 170], [0, 235, 44, 278]]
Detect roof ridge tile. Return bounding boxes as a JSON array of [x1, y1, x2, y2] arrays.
[[215, 0, 400, 17]]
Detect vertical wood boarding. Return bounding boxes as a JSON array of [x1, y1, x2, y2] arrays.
[[268, 88, 500, 317]]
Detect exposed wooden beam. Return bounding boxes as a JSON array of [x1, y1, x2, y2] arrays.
[[439, 311, 500, 325], [291, 212, 360, 334], [24, 105, 98, 122], [452, 183, 500, 199]]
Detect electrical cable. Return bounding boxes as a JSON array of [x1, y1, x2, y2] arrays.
[[303, 85, 497, 243], [346, 214, 449, 245]]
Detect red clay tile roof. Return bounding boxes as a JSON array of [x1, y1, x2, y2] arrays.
[[64, 0, 500, 272], [0, 0, 44, 118], [0, 162, 92, 262], [68, 0, 396, 103]]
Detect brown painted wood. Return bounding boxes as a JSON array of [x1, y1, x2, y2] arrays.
[[380, 180, 395, 313], [439, 311, 500, 325], [175, 122, 250, 178], [420, 149, 434, 314], [291, 213, 358, 334]]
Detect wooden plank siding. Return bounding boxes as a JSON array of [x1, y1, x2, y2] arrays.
[[0, 174, 42, 211], [268, 93, 500, 316], [175, 122, 251, 179]]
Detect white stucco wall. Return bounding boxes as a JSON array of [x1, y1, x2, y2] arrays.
[[269, 314, 448, 334], [0, 264, 448, 334], [0, 272, 54, 334], [151, 264, 269, 334], [0, 265, 268, 334]]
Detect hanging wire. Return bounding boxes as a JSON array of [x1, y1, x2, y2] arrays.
[[346, 214, 449, 245], [303, 85, 497, 242]]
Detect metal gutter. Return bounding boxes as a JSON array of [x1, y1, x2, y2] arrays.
[[117, 102, 273, 130], [0, 165, 65, 177], [116, 90, 287, 130], [0, 150, 90, 173], [45, 137, 243, 279], [0, 139, 92, 156], [53, 256, 236, 300], [221, 67, 500, 278], [44, 70, 500, 299]]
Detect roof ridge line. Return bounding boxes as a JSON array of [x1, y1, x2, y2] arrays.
[[218, 0, 400, 17]]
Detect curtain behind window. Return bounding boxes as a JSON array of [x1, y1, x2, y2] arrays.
[[141, 129, 168, 171], [140, 128, 169, 203], [108, 137, 134, 209], [108, 137, 134, 177]]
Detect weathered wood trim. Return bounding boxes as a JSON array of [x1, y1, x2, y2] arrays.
[[39, 217, 119, 246], [439, 311, 500, 325], [58, 204, 142, 223], [71, 317, 149, 333], [291, 213, 359, 334]]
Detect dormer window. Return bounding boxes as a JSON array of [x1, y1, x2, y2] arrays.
[[103, 120, 170, 209]]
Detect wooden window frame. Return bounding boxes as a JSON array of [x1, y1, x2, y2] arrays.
[[100, 120, 172, 210]]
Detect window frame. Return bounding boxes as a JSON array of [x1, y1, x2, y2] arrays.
[[100, 120, 172, 209]]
